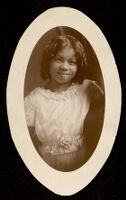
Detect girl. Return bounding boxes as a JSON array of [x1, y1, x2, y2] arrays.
[[24, 35, 104, 172]]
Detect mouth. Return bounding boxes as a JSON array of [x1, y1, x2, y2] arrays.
[[57, 72, 70, 76]]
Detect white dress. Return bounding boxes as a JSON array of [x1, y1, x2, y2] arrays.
[[24, 79, 103, 171]]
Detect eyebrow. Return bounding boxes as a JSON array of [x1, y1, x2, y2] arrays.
[[69, 57, 76, 60], [55, 55, 76, 60]]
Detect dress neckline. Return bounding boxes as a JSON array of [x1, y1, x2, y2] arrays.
[[39, 83, 78, 101]]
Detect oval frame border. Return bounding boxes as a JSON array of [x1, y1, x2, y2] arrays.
[[7, 7, 121, 196]]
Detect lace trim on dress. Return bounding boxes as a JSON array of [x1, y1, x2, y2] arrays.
[[38, 79, 102, 101], [39, 135, 84, 155], [39, 83, 78, 101]]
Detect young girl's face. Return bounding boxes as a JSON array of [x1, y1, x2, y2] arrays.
[[49, 47, 77, 86]]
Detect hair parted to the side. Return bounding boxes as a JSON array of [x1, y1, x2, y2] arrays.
[[40, 35, 87, 84]]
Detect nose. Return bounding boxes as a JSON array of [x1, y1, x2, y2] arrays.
[[60, 61, 69, 70]]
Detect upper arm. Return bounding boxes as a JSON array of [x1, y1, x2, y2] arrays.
[[24, 96, 35, 127], [24, 90, 41, 148]]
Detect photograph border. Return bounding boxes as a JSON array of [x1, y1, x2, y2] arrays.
[[6, 7, 121, 196]]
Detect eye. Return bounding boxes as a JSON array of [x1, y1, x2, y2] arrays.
[[54, 56, 62, 62], [68, 59, 77, 65]]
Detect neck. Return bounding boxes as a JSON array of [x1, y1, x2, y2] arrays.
[[46, 80, 72, 92]]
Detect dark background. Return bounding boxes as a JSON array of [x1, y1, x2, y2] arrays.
[[1, 0, 126, 199]]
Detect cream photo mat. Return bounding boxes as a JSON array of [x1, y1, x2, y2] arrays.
[[7, 7, 121, 196]]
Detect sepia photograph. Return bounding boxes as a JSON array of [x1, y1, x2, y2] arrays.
[[6, 6, 122, 196], [24, 26, 105, 172]]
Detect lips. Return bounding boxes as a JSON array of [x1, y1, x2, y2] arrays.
[[57, 72, 70, 75]]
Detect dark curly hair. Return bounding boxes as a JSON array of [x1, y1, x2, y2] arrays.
[[40, 35, 87, 84]]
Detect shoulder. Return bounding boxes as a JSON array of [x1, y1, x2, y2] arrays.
[[27, 87, 42, 97], [25, 87, 46, 99], [24, 87, 44, 105]]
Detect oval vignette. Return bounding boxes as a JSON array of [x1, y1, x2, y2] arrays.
[[24, 26, 105, 171], [6, 7, 121, 196]]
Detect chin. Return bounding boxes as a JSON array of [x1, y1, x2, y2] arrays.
[[57, 79, 71, 85], [56, 77, 73, 84]]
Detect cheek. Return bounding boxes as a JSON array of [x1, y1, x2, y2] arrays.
[[72, 65, 77, 75], [49, 62, 58, 74], [51, 60, 60, 68]]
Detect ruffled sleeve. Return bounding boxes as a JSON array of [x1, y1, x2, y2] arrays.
[[24, 95, 35, 127]]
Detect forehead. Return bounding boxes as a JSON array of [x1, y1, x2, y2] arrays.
[[56, 47, 76, 58]]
